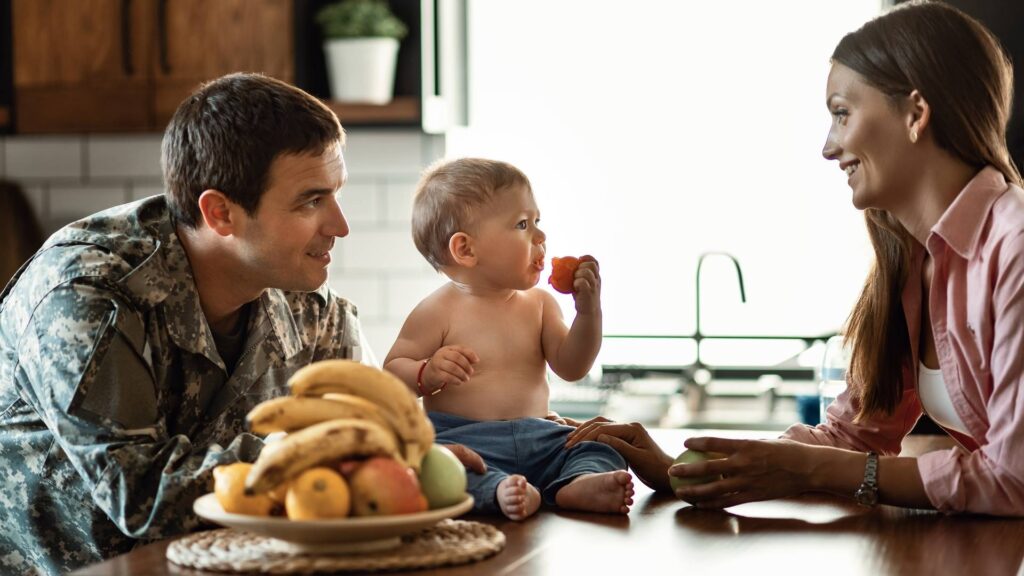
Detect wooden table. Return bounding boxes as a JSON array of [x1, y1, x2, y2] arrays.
[[70, 431, 1024, 576]]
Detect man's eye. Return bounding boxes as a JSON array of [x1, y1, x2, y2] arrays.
[[307, 197, 322, 208]]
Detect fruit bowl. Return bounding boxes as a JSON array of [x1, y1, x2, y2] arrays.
[[193, 493, 474, 554]]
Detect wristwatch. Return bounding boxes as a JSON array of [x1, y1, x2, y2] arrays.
[[854, 451, 879, 507]]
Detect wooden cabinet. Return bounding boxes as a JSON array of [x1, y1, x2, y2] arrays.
[[12, 0, 294, 133], [7, 0, 423, 133], [152, 0, 293, 126], [13, 0, 154, 132]]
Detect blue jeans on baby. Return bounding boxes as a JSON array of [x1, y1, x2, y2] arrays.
[[428, 411, 627, 514]]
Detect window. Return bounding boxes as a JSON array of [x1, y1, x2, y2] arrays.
[[447, 0, 883, 368]]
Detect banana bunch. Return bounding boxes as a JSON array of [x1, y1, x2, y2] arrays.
[[243, 360, 435, 496]]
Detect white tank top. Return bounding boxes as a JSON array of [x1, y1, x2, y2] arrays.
[[918, 363, 969, 435]]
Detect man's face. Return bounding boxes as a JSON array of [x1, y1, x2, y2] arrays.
[[232, 145, 349, 292]]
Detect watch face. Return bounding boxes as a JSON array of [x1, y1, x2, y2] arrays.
[[855, 486, 878, 507]]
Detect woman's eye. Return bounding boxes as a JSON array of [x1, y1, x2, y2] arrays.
[[831, 109, 849, 123]]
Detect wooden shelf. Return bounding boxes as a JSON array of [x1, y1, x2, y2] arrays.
[[324, 96, 420, 126], [0, 107, 9, 127]]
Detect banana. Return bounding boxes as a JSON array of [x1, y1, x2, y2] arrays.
[[245, 395, 391, 436], [244, 418, 401, 495], [288, 360, 435, 470]]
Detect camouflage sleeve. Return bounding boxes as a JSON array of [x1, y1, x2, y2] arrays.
[[311, 289, 373, 365], [17, 280, 263, 539]]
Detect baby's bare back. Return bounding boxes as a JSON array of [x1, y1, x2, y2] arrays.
[[424, 289, 551, 421]]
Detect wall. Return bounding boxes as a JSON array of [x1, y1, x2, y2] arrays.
[[0, 129, 448, 360]]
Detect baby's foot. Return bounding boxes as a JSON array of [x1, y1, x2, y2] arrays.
[[555, 470, 634, 514], [496, 474, 541, 521]]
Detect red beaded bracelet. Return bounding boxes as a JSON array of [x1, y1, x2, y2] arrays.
[[416, 359, 445, 396]]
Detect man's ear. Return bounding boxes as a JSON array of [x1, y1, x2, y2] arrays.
[[449, 232, 477, 267], [196, 190, 236, 237], [907, 89, 931, 142]]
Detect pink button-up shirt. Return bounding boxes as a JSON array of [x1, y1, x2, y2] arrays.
[[784, 166, 1024, 515]]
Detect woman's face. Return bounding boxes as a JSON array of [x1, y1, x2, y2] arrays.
[[822, 63, 916, 211]]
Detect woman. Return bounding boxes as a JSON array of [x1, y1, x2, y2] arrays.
[[568, 0, 1024, 515]]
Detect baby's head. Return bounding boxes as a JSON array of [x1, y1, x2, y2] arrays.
[[412, 157, 533, 271]]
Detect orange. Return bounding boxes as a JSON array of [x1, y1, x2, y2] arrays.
[[285, 467, 352, 520], [548, 256, 580, 294], [212, 463, 275, 516]]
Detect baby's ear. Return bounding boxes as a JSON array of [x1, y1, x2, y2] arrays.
[[449, 232, 477, 267]]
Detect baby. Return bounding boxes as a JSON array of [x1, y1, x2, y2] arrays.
[[385, 158, 633, 520]]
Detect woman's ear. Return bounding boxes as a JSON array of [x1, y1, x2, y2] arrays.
[[449, 232, 477, 267], [906, 89, 931, 143], [197, 189, 236, 237]]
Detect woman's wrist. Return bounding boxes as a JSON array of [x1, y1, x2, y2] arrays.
[[807, 446, 868, 496]]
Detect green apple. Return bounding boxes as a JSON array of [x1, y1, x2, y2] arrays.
[[418, 444, 468, 509], [669, 449, 724, 494]]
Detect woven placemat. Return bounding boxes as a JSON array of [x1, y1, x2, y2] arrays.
[[166, 519, 505, 573]]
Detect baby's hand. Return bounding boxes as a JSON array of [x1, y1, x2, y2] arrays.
[[572, 255, 602, 316], [424, 345, 480, 391]]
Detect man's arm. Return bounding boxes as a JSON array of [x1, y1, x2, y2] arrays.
[[17, 281, 263, 539]]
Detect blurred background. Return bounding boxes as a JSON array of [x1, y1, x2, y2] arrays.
[[3, 0, 1020, 431]]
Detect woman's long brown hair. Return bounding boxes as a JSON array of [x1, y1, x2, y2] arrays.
[[833, 0, 1021, 420]]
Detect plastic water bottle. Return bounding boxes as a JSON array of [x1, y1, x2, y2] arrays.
[[818, 335, 851, 423]]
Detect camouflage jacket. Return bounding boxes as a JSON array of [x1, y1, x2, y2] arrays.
[[0, 195, 365, 575]]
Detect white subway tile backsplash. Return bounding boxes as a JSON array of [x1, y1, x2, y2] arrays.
[[357, 318, 404, 366], [88, 135, 164, 179], [337, 228, 432, 272], [2, 127, 446, 338], [385, 274, 447, 320], [5, 136, 83, 179], [326, 274, 384, 321], [384, 177, 418, 223], [49, 185, 128, 224], [338, 179, 380, 225], [344, 130, 429, 174]]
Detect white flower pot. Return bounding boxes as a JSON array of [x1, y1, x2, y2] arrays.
[[323, 37, 400, 105]]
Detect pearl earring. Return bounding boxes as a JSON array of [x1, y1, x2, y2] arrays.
[[910, 130, 918, 143]]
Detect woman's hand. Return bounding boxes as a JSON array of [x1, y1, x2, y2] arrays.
[[671, 436, 821, 508], [566, 417, 674, 492]]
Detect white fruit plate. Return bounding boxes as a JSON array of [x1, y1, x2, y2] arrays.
[[193, 493, 474, 554]]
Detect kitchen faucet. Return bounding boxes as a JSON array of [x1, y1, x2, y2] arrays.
[[694, 251, 747, 369]]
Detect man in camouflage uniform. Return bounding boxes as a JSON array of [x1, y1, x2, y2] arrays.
[[0, 73, 366, 574]]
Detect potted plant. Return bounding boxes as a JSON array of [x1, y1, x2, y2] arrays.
[[316, 0, 409, 104]]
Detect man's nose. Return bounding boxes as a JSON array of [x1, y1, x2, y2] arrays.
[[324, 196, 350, 238]]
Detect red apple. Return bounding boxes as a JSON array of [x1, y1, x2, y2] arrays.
[[348, 457, 427, 516]]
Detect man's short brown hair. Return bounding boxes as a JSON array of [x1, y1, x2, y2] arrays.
[[162, 73, 344, 228], [412, 158, 532, 270]]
